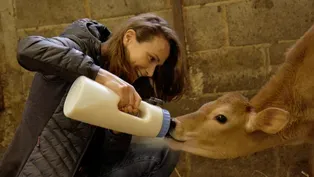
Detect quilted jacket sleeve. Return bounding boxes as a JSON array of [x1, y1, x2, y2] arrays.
[[17, 36, 101, 82]]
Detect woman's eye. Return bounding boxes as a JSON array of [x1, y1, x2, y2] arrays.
[[149, 56, 156, 63]]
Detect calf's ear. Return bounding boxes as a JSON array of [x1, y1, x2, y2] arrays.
[[246, 107, 289, 134]]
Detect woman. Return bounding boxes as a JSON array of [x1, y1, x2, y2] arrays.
[[0, 13, 188, 177]]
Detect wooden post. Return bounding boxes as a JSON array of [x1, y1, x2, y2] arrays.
[[171, 0, 187, 60]]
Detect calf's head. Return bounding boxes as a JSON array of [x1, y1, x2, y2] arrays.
[[167, 92, 290, 159]]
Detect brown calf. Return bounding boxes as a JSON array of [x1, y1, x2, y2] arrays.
[[167, 23, 314, 173]]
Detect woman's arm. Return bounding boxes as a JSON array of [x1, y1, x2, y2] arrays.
[[17, 35, 100, 82]]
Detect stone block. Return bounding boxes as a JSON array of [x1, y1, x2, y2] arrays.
[[267, 41, 297, 80], [90, 0, 171, 19], [0, 10, 23, 150], [98, 16, 134, 33], [227, 0, 314, 46], [17, 24, 68, 39], [16, 0, 86, 29], [184, 5, 226, 52], [1, 105, 24, 149], [0, 0, 9, 12], [2, 108, 23, 148], [184, 0, 227, 6], [0, 83, 25, 147], [1, 10, 19, 70], [187, 46, 267, 94], [269, 41, 296, 65], [2, 64, 24, 108], [189, 148, 277, 177], [99, 10, 174, 35], [151, 10, 174, 29]]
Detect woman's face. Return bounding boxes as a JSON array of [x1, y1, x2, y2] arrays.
[[123, 29, 170, 79]]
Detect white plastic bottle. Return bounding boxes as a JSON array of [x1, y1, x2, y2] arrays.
[[63, 76, 172, 137]]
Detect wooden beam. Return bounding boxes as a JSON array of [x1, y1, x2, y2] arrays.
[[171, 0, 187, 59]]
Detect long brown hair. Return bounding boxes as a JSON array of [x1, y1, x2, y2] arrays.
[[104, 13, 189, 102]]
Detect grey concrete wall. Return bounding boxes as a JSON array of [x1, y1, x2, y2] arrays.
[[0, 0, 314, 176]]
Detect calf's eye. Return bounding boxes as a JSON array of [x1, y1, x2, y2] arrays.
[[215, 114, 227, 124]]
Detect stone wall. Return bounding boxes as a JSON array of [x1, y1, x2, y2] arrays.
[[0, 0, 314, 176]]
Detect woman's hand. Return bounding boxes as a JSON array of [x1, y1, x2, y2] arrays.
[[95, 68, 141, 115]]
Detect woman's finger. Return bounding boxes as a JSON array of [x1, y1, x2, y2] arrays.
[[129, 88, 135, 109], [134, 91, 141, 110], [127, 105, 133, 114], [132, 108, 139, 116], [118, 84, 129, 108]]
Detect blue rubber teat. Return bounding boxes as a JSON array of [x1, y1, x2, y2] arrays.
[[156, 109, 171, 137]]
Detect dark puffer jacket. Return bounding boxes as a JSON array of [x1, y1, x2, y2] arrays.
[[0, 18, 156, 177]]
